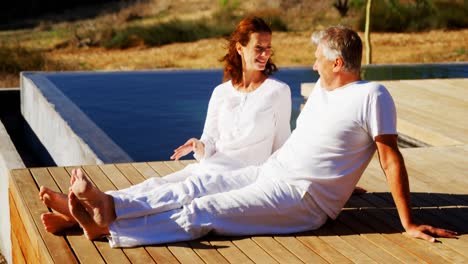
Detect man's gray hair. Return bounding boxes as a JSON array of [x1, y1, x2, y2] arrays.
[[311, 30, 341, 61], [311, 26, 362, 74]]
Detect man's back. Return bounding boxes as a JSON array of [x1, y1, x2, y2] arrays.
[[269, 80, 397, 219]]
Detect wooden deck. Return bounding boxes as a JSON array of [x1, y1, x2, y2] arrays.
[[10, 78, 468, 263]]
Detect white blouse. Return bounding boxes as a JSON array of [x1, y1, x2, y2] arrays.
[[195, 78, 291, 168]]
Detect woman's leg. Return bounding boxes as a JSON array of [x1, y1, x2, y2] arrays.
[[111, 166, 260, 219]]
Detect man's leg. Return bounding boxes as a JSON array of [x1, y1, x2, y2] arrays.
[[69, 192, 110, 240], [71, 169, 117, 226], [106, 176, 327, 247]]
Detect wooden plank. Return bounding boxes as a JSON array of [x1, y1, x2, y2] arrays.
[[164, 160, 186, 172], [121, 248, 156, 264], [296, 233, 353, 263], [189, 240, 230, 264], [107, 162, 194, 263], [147, 161, 174, 176], [354, 195, 467, 263], [132, 162, 161, 179], [208, 239, 254, 264], [31, 167, 108, 264], [251, 236, 303, 263], [231, 237, 279, 263], [336, 211, 425, 263], [10, 169, 75, 263], [115, 163, 147, 185], [329, 221, 401, 264], [99, 164, 134, 189], [382, 81, 468, 145], [47, 167, 72, 194], [145, 246, 181, 264], [80, 165, 117, 192], [167, 242, 205, 264], [374, 192, 468, 261], [274, 236, 327, 263], [181, 159, 197, 165], [10, 191, 41, 264], [79, 165, 161, 263], [313, 226, 377, 263], [94, 241, 131, 264], [10, 212, 27, 264]]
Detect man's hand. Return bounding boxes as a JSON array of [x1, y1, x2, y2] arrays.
[[170, 138, 205, 160], [405, 223, 458, 242]]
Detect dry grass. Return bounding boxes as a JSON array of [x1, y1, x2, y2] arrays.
[[1, 28, 467, 88], [44, 29, 468, 70], [1, 0, 467, 87]]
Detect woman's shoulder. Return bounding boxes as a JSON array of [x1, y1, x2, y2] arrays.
[[211, 80, 234, 95], [265, 77, 291, 96], [266, 77, 290, 89]]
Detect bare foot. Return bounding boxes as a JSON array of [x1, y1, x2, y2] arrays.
[[69, 192, 109, 240], [41, 212, 78, 233], [70, 168, 116, 226], [353, 186, 367, 195], [39, 186, 72, 217]]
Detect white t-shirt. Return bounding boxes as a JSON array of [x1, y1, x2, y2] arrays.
[[268, 79, 397, 219], [197, 78, 291, 170]]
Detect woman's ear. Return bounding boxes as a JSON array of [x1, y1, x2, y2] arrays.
[[236, 42, 243, 56]]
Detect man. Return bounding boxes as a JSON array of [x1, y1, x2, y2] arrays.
[[66, 26, 457, 247]]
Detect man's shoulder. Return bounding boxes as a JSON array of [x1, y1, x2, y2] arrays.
[[352, 81, 390, 95]]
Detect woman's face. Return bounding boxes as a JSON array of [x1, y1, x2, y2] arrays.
[[237, 32, 272, 71]]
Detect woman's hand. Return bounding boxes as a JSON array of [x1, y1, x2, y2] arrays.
[[170, 138, 205, 160]]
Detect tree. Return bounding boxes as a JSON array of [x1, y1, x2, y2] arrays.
[[333, 0, 349, 17], [364, 0, 372, 64]]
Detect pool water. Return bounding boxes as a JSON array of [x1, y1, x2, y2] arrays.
[[25, 63, 468, 162]]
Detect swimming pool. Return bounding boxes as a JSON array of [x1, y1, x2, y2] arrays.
[[21, 63, 468, 165]]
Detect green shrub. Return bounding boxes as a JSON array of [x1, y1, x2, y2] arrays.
[[251, 9, 288, 32], [0, 44, 45, 73], [98, 0, 288, 50], [0, 44, 74, 80], [356, 0, 468, 32], [103, 19, 234, 49]]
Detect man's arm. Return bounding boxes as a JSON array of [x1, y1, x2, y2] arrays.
[[375, 134, 458, 242]]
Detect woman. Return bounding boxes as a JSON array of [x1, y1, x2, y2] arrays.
[[40, 16, 292, 233]]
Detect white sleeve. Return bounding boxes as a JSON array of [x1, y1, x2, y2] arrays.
[[272, 84, 292, 152], [367, 84, 398, 138], [194, 87, 222, 161]]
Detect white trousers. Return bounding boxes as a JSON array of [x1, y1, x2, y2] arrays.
[[106, 164, 328, 247]]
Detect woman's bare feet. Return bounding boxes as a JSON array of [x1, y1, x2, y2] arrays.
[[69, 192, 109, 240], [39, 186, 72, 217], [70, 168, 116, 226], [41, 212, 78, 233]]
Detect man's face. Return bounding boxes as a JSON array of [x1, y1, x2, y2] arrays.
[[313, 44, 335, 88]]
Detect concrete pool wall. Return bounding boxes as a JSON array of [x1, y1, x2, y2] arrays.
[[21, 73, 132, 166], [0, 89, 25, 264]]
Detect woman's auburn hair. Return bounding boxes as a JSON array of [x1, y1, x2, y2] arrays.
[[221, 16, 278, 85]]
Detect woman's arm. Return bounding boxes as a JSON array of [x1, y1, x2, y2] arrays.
[[272, 85, 292, 152]]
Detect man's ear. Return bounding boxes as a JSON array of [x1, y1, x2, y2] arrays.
[[333, 57, 344, 72]]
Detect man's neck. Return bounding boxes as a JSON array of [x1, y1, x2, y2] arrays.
[[324, 72, 361, 91]]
